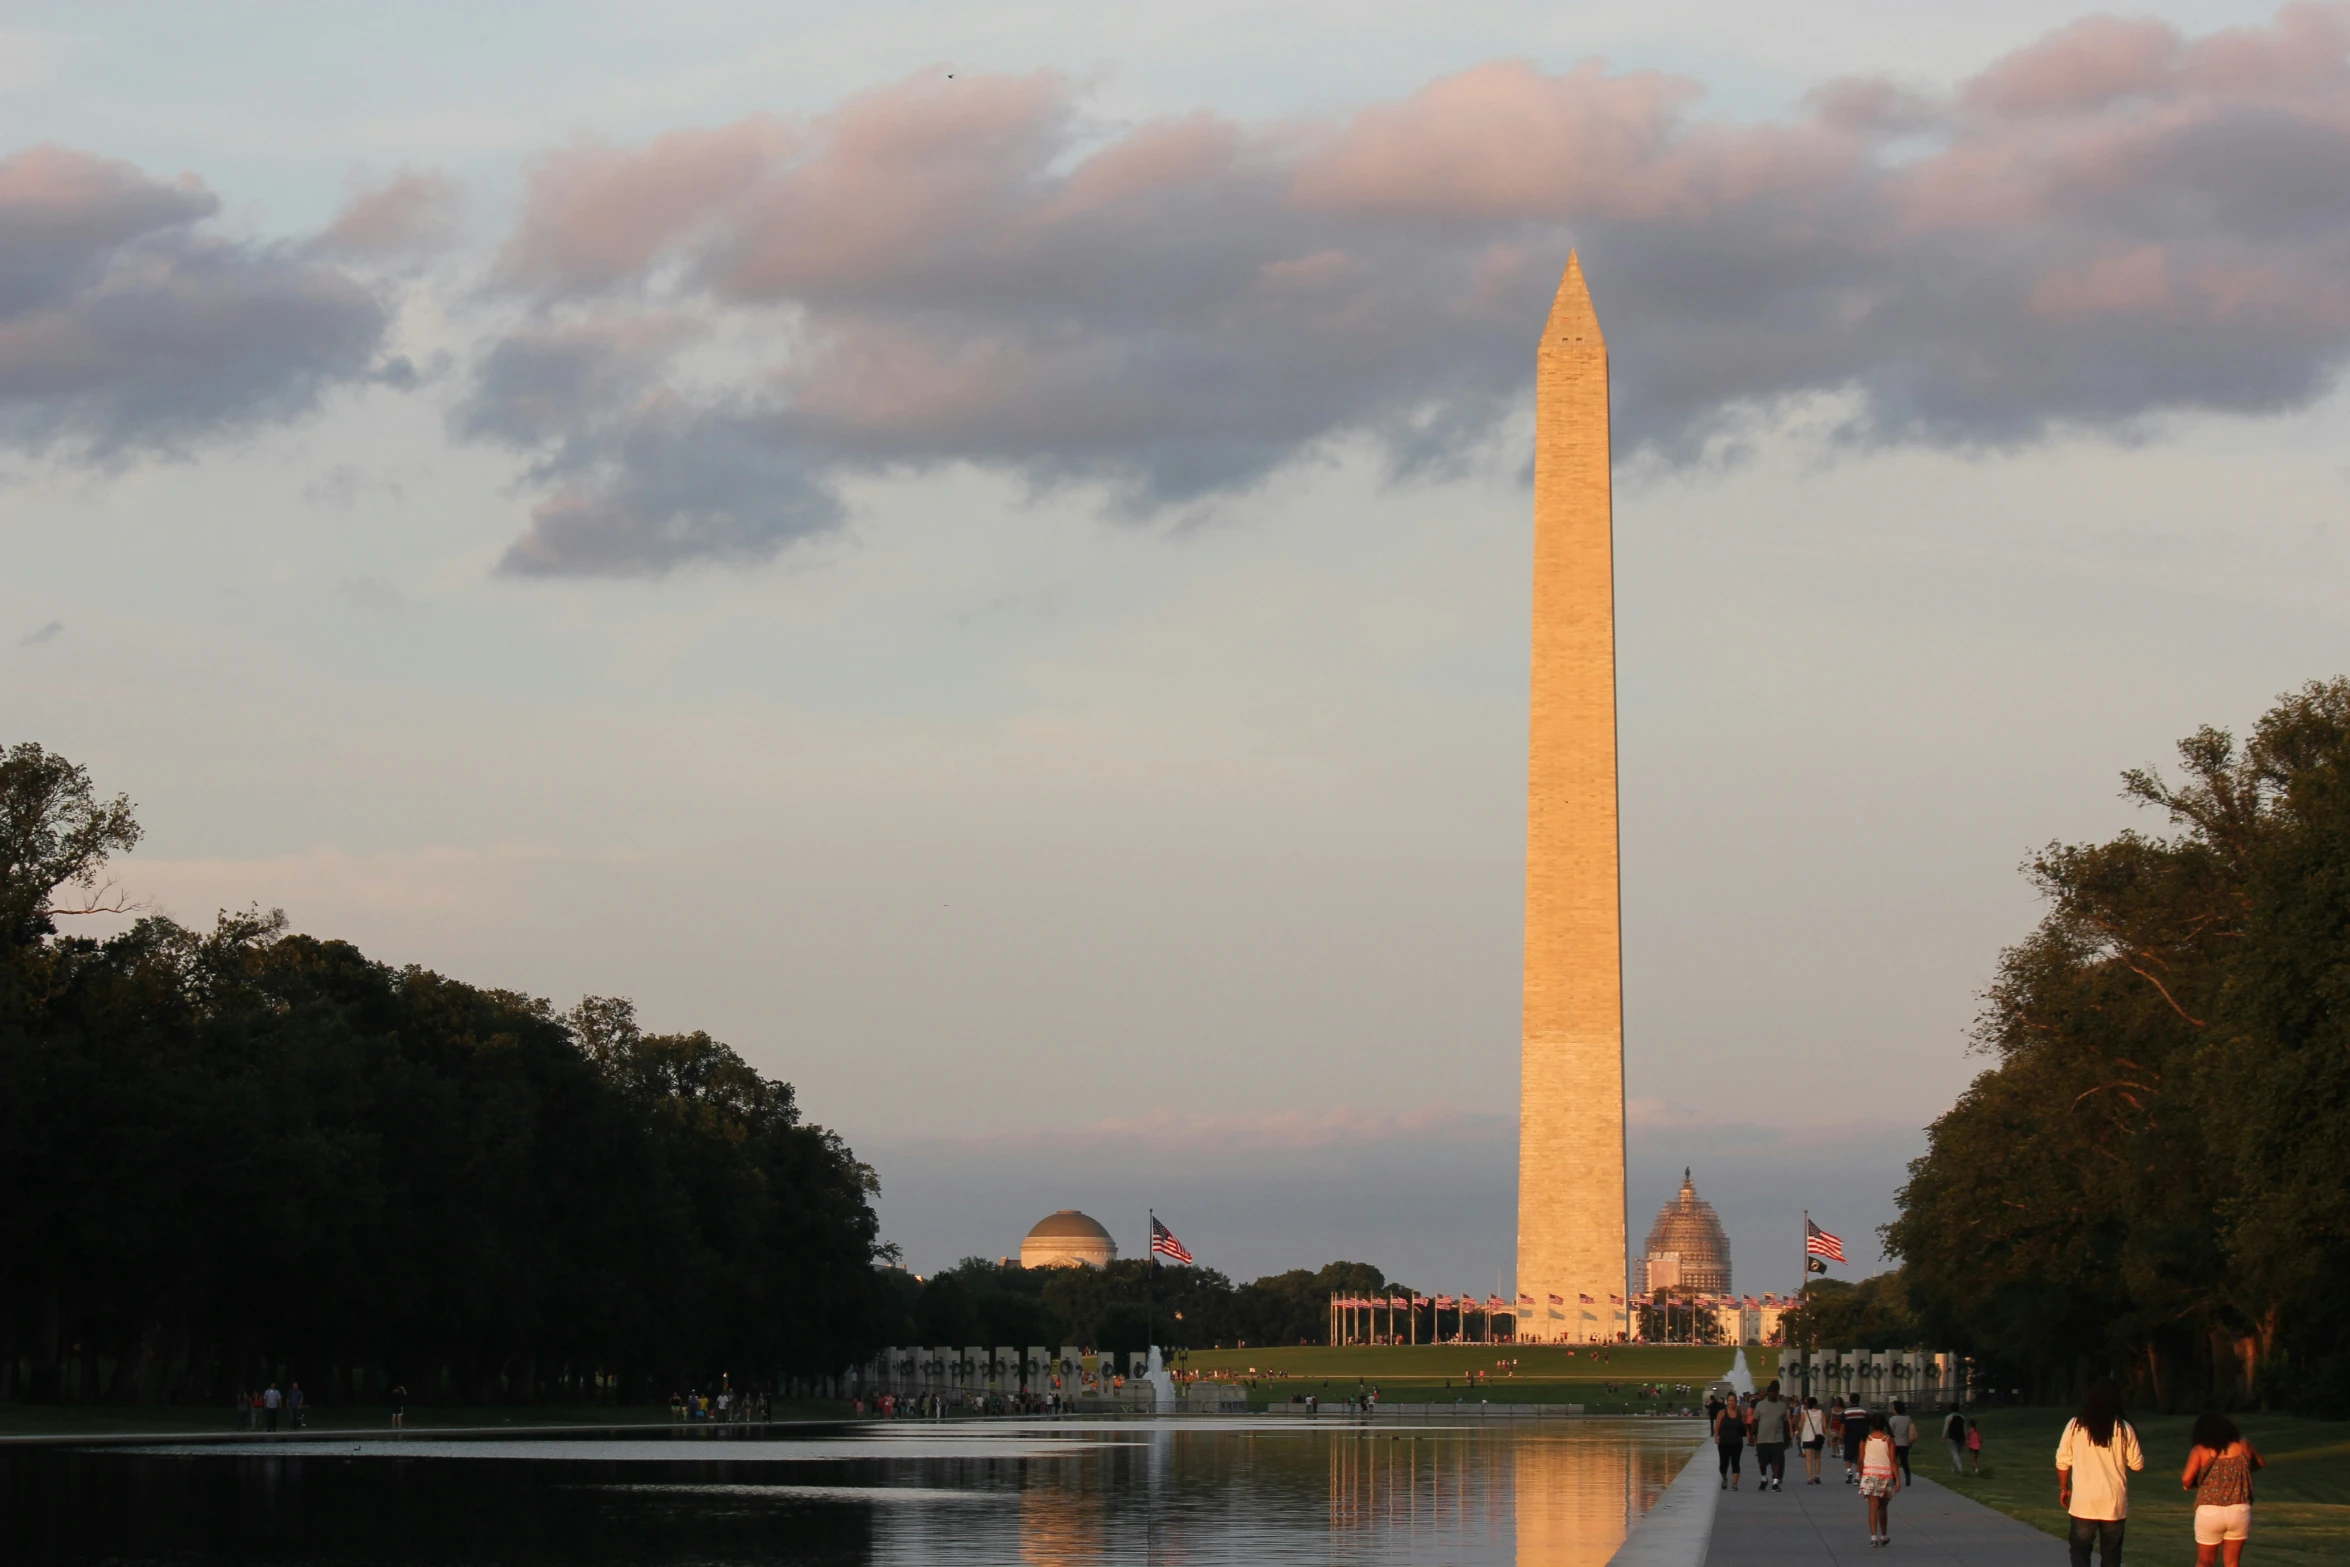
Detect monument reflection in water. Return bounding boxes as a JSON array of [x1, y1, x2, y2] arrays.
[[4, 1419, 1697, 1567], [871, 1421, 1694, 1567]]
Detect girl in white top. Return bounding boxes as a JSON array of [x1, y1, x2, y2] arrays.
[[1859, 1410, 1902, 1547]]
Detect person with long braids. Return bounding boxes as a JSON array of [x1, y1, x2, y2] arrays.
[[2056, 1379, 2145, 1567]]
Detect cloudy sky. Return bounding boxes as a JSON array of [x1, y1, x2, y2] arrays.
[[9, 1, 2350, 1297]]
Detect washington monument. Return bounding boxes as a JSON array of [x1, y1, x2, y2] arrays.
[[1515, 253, 1628, 1343]]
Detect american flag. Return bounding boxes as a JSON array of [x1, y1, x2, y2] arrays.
[[1487, 1295, 1506, 1310], [1548, 1293, 1565, 1305], [1519, 1293, 1535, 1305], [1435, 1294, 1454, 1309], [1579, 1293, 1595, 1304], [1390, 1296, 1409, 1310], [1150, 1216, 1193, 1264], [1805, 1219, 1846, 1264]]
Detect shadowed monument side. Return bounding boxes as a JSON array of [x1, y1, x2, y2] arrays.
[[1516, 253, 1628, 1344]]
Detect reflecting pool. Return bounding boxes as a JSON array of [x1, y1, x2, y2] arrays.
[[3, 1416, 1702, 1565]]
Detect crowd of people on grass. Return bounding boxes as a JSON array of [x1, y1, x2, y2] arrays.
[[666, 1381, 774, 1424], [1704, 1376, 2265, 1564], [232, 1382, 306, 1431], [854, 1390, 1073, 1417]]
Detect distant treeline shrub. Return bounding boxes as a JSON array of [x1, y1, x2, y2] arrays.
[[885, 1257, 1394, 1354]]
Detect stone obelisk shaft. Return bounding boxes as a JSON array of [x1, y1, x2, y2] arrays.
[[1516, 253, 1627, 1344]]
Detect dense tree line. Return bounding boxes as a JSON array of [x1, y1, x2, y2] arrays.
[[1779, 1273, 1918, 1353], [888, 1257, 1394, 1353], [1885, 682, 2350, 1413], [0, 743, 893, 1407]]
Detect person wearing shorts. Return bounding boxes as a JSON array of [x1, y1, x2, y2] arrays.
[[2181, 1411, 2263, 1567], [1859, 1411, 1902, 1546], [1840, 1400, 1871, 1484], [1751, 1381, 1791, 1492], [1800, 1396, 1829, 1483]]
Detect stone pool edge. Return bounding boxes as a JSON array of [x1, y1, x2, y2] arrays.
[[1605, 1441, 1716, 1567]]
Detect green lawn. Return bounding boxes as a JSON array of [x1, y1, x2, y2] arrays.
[[1934, 1408, 2350, 1567], [0, 1400, 849, 1438], [1175, 1344, 1748, 1406]]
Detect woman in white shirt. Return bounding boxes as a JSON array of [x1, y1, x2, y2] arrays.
[[1799, 1397, 1829, 1484], [2056, 1380, 2145, 1567]]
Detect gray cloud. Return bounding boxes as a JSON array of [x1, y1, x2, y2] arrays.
[[463, 5, 2350, 576], [0, 144, 395, 461], [18, 620, 62, 646]]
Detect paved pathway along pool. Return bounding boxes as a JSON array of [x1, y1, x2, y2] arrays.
[[1609, 1438, 2057, 1567]]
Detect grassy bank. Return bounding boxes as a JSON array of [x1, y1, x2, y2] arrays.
[[1935, 1408, 2350, 1567], [1177, 1344, 1748, 1407], [0, 1401, 850, 1438]]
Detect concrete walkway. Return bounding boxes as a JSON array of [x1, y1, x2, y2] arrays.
[[1609, 1444, 2060, 1567], [1702, 1468, 2057, 1566]]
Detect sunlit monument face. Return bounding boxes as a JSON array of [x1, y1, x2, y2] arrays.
[[1018, 1209, 1117, 1269], [1515, 255, 1629, 1345]]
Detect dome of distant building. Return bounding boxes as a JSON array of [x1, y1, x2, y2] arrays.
[[1019, 1210, 1117, 1269], [1640, 1169, 1731, 1294]]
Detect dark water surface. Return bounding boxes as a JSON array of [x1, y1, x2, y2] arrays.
[[3, 1418, 1700, 1566]]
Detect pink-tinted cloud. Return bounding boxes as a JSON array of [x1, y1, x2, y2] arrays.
[[1962, 15, 2184, 115], [317, 169, 462, 257], [463, 4, 2350, 576], [501, 119, 792, 293], [0, 144, 396, 458]]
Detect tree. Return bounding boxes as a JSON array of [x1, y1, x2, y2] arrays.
[[0, 746, 893, 1407], [1780, 1274, 1918, 1350], [1887, 681, 2350, 1410], [0, 742, 141, 947]]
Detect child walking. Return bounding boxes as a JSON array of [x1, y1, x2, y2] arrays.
[[1859, 1410, 1902, 1546]]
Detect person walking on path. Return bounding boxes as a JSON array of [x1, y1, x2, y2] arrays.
[[1715, 1395, 1748, 1490], [1751, 1381, 1792, 1492], [1860, 1410, 1903, 1547], [1840, 1398, 1871, 1484], [1800, 1396, 1829, 1484], [2181, 1411, 2263, 1567], [1887, 1399, 1914, 1483], [288, 1383, 304, 1431], [263, 1383, 282, 1433], [389, 1383, 406, 1430], [1944, 1409, 1968, 1474], [2057, 1378, 2144, 1567]]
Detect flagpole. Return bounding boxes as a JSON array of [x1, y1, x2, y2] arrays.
[[1799, 1209, 1811, 1402]]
